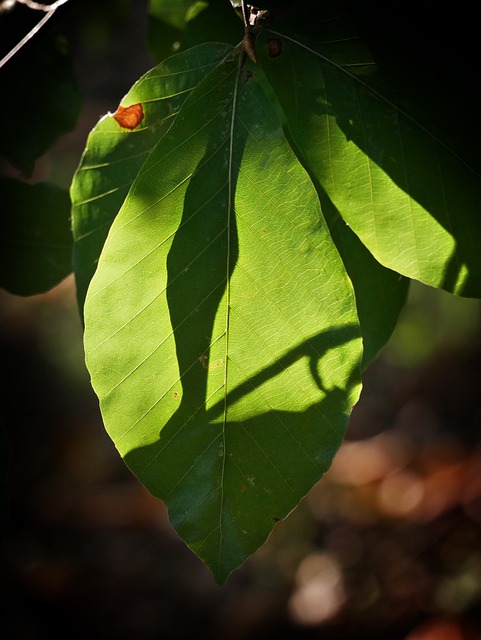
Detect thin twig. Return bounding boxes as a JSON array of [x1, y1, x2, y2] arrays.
[[15, 0, 69, 11], [0, 0, 70, 69]]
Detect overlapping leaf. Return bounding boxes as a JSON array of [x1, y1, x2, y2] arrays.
[[258, 0, 481, 296], [82, 53, 362, 582], [148, 0, 242, 62], [74, 0, 481, 584], [71, 43, 231, 311]]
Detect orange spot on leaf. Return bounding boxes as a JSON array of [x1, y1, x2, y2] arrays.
[[113, 103, 144, 129]]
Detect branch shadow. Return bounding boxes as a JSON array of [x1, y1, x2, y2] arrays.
[[121, 112, 361, 577], [124, 323, 360, 580], [164, 114, 242, 417], [121, 63, 363, 580], [123, 81, 361, 501]]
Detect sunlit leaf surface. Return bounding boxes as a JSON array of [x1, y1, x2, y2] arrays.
[[75, 0, 481, 583], [259, 1, 481, 296], [71, 43, 231, 311], [83, 55, 362, 582]]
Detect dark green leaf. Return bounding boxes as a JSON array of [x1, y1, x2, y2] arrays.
[[0, 23, 81, 175], [0, 178, 72, 295], [148, 0, 242, 62], [149, 0, 206, 29]]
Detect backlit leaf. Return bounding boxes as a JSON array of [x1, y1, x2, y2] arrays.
[[71, 43, 231, 311], [75, 0, 481, 585], [259, 0, 481, 296], [83, 54, 362, 582]]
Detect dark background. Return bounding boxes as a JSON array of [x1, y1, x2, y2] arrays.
[[1, 1, 481, 638]]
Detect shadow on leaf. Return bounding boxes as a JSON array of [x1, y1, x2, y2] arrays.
[[124, 323, 359, 583]]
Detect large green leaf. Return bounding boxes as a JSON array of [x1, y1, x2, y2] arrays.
[[0, 179, 72, 296], [71, 43, 231, 312], [75, 0, 481, 585], [258, 0, 481, 296], [83, 54, 362, 582]]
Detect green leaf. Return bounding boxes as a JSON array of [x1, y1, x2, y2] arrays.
[[258, 1, 481, 297], [257, 58, 408, 362], [149, 0, 205, 29], [318, 189, 409, 366], [148, 0, 242, 62], [0, 179, 72, 296], [71, 43, 232, 312], [83, 54, 362, 583]]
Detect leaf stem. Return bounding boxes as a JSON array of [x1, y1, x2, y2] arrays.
[[218, 51, 243, 570]]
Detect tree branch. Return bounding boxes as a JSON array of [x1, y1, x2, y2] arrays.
[[14, 0, 69, 10], [0, 0, 70, 69]]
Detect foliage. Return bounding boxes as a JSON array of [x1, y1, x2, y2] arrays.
[[1, 0, 481, 583], [0, 178, 72, 294], [0, 0, 80, 294]]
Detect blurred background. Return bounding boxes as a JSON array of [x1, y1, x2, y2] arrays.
[[1, 1, 481, 638]]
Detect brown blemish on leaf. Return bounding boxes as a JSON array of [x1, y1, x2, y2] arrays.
[[173, 391, 179, 398], [113, 103, 144, 129], [267, 37, 283, 58], [199, 354, 224, 371]]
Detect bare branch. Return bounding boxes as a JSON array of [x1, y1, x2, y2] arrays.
[[0, 1, 18, 11], [0, 0, 70, 69], [15, 0, 69, 10]]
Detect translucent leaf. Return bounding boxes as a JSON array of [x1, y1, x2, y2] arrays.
[[83, 55, 362, 582], [74, 0, 481, 585], [148, 0, 205, 29], [148, 0, 242, 62], [258, 0, 481, 297], [71, 43, 231, 312]]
